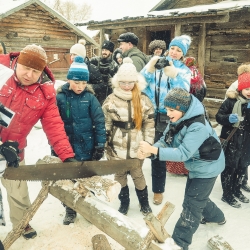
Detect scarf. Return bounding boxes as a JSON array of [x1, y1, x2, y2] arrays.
[[113, 87, 132, 101], [232, 94, 250, 127]]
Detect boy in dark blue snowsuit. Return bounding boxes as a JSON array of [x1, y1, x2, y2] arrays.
[[56, 56, 106, 225]]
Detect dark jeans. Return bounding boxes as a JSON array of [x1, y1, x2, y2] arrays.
[[152, 129, 167, 193], [172, 176, 224, 250], [243, 168, 248, 186]]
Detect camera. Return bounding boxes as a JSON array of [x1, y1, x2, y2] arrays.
[[154, 58, 170, 70]]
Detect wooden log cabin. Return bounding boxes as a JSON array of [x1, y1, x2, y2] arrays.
[[0, 0, 99, 80], [76, 0, 250, 119]]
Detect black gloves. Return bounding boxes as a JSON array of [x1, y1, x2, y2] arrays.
[[0, 141, 20, 167], [92, 147, 104, 161], [64, 157, 78, 162]]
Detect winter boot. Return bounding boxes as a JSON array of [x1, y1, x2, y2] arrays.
[[234, 191, 250, 203], [221, 195, 241, 208], [118, 185, 130, 215], [241, 183, 250, 192], [136, 186, 152, 216], [22, 224, 37, 240], [63, 206, 77, 225]]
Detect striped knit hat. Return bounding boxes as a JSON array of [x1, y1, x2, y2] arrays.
[[67, 56, 89, 81], [164, 88, 191, 113]]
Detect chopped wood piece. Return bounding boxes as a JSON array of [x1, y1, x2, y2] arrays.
[[92, 234, 112, 250]]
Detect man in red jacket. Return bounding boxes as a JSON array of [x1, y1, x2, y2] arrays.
[[0, 44, 76, 240]]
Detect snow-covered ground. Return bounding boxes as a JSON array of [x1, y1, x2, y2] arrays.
[[0, 124, 249, 250]]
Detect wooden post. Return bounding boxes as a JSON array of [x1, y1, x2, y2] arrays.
[[198, 23, 206, 77], [140, 201, 175, 250], [99, 29, 104, 56], [175, 24, 182, 36]]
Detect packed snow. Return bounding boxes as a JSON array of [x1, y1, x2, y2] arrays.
[[0, 123, 249, 249]]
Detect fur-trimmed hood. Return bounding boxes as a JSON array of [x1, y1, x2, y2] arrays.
[[226, 89, 238, 99]]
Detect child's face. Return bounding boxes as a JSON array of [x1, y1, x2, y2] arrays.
[[166, 107, 183, 122], [69, 80, 87, 94], [169, 46, 183, 60], [241, 88, 250, 99], [119, 81, 135, 91]]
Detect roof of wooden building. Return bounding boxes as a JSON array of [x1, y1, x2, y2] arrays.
[[0, 0, 99, 47], [75, 0, 250, 29]]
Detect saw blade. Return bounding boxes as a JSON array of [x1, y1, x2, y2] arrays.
[[2, 159, 141, 181]]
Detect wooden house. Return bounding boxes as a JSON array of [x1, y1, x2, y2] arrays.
[[0, 0, 99, 80], [76, 0, 250, 118]]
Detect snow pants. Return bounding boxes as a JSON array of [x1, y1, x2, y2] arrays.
[[1, 160, 31, 227], [172, 176, 224, 250], [152, 130, 167, 193], [221, 134, 250, 198], [115, 159, 146, 190]]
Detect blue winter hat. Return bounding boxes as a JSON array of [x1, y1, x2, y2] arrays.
[[164, 88, 191, 113], [67, 56, 89, 81], [169, 35, 191, 56]]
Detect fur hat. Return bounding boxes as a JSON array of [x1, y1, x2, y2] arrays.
[[17, 44, 47, 71], [0, 41, 6, 54], [148, 40, 166, 54], [237, 64, 250, 91], [169, 35, 191, 56], [67, 56, 89, 81], [117, 32, 139, 46], [70, 39, 86, 58], [102, 40, 115, 52], [112, 57, 146, 90], [164, 87, 191, 113]]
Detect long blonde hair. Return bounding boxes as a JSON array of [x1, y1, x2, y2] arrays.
[[131, 83, 142, 130]]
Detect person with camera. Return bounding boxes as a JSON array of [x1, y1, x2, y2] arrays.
[[141, 35, 191, 205]]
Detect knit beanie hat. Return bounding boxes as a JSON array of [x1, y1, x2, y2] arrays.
[[164, 88, 191, 113], [116, 57, 138, 82], [169, 35, 191, 56], [70, 39, 86, 58], [102, 40, 115, 52], [237, 64, 250, 91], [17, 44, 47, 71], [149, 40, 166, 54], [67, 56, 89, 81]]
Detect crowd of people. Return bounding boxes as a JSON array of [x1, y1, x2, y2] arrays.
[[0, 31, 249, 250]]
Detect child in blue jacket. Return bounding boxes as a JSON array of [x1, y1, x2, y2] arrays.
[[56, 56, 106, 225], [138, 88, 225, 250]]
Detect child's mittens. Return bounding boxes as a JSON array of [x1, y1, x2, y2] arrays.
[[163, 61, 178, 78], [145, 56, 160, 73], [229, 113, 239, 123]]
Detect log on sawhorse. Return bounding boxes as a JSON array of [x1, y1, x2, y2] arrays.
[[49, 181, 175, 250]]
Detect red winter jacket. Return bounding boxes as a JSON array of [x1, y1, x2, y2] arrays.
[[0, 53, 74, 161]]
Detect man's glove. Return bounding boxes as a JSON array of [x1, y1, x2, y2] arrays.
[[64, 157, 78, 162], [229, 113, 239, 123], [145, 56, 160, 73], [92, 147, 104, 161], [163, 61, 178, 78], [0, 141, 20, 167]]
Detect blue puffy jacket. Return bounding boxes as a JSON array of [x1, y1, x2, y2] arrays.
[[141, 56, 191, 116], [56, 83, 106, 161], [154, 95, 225, 179]]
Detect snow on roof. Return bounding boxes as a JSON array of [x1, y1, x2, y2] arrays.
[[77, 0, 250, 27], [148, 0, 250, 17]]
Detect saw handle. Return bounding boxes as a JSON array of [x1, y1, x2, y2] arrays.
[[0, 141, 20, 168]]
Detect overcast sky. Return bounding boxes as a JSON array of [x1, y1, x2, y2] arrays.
[[80, 0, 158, 21]]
